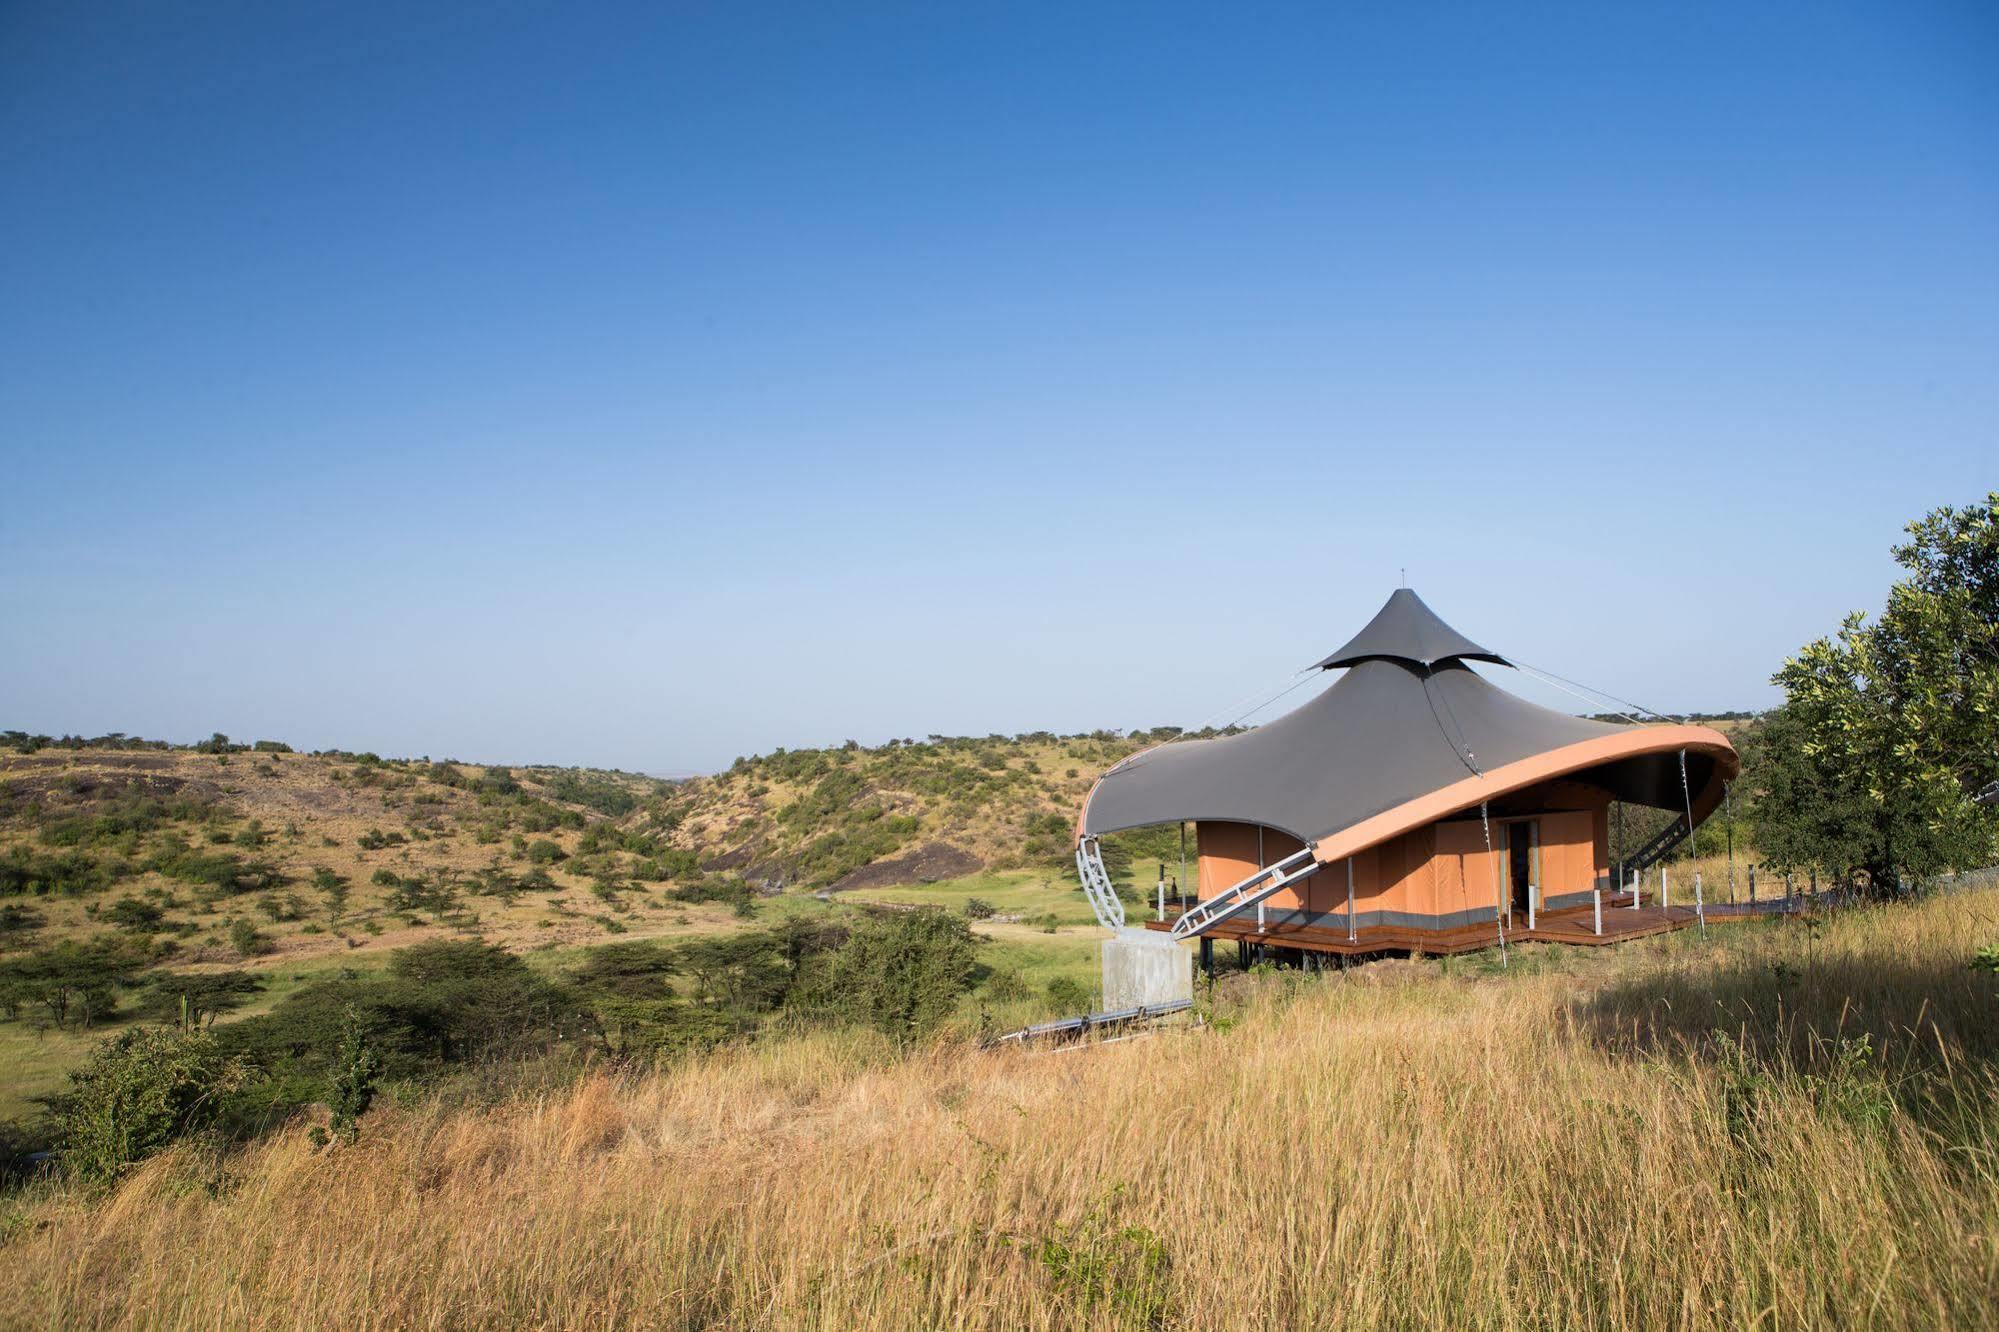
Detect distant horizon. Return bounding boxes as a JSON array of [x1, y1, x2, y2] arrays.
[[1, 690, 1772, 781]]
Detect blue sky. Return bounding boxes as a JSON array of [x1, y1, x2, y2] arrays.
[[3, 1, 1995, 773]]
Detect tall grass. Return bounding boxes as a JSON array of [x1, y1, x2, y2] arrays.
[[4, 889, 1997, 1328]]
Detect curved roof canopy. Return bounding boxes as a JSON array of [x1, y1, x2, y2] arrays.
[[1311, 587, 1509, 670], [1080, 590, 1738, 858]]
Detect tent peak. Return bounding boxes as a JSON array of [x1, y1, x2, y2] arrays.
[[1311, 588, 1510, 671]]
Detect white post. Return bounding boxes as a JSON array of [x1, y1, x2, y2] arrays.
[[1527, 883, 1537, 932], [1593, 887, 1602, 936], [1661, 865, 1669, 910], [1695, 871, 1705, 930], [1257, 901, 1266, 934], [1629, 869, 1639, 909], [1156, 878, 1165, 923], [1346, 857, 1356, 942]]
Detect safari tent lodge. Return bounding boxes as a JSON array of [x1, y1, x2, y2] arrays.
[[1073, 590, 1742, 965]]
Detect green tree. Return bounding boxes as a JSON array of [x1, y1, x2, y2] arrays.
[[0, 938, 147, 1028], [1755, 494, 1999, 892], [137, 969, 265, 1026]]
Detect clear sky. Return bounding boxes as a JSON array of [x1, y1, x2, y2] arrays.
[[3, 2, 1995, 773]]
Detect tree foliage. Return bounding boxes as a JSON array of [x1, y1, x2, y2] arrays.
[[54, 1026, 245, 1182], [1754, 494, 1999, 890]]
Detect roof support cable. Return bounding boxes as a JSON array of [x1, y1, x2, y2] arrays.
[[1679, 748, 1697, 862], [1482, 800, 1507, 966], [1421, 671, 1482, 776], [1506, 659, 1676, 726], [1188, 667, 1319, 739], [1428, 667, 1481, 773]]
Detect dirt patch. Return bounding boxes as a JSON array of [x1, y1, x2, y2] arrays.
[[830, 843, 982, 893]]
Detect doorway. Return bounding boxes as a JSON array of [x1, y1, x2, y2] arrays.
[[1506, 820, 1538, 921]]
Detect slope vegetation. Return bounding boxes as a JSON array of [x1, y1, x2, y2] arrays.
[[2, 882, 1994, 1328]]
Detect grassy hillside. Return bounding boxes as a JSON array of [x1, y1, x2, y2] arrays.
[[0, 734, 1179, 1123], [3, 880, 1995, 1327]]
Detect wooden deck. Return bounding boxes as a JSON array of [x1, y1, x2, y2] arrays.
[[1145, 896, 1798, 956]]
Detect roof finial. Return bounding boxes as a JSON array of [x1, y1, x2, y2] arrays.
[[1400, 567, 1406, 588]]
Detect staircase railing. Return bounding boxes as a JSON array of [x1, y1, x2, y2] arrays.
[[1075, 837, 1126, 931], [1626, 814, 1692, 874], [1169, 846, 1323, 941]]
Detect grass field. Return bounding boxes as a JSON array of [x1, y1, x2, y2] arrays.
[[4, 883, 1995, 1328]]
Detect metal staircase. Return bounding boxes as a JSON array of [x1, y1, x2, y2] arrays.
[[1625, 813, 1692, 874], [1169, 846, 1323, 941], [1074, 837, 1127, 931]]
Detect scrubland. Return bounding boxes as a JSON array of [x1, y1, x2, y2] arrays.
[[4, 881, 1995, 1329]]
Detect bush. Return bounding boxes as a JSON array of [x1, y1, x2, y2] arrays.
[[813, 910, 977, 1039], [223, 940, 591, 1099], [1045, 976, 1092, 1014], [146, 841, 284, 897], [102, 896, 165, 931], [229, 919, 272, 957], [53, 1026, 245, 1183], [963, 897, 997, 920], [985, 966, 1030, 1002], [0, 846, 119, 897], [541, 771, 639, 817]]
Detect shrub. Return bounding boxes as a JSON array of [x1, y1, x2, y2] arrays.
[[526, 840, 567, 865], [963, 897, 997, 920], [146, 841, 284, 897], [53, 1025, 245, 1182], [229, 919, 272, 957], [1045, 976, 1092, 1014], [223, 939, 590, 1096], [541, 771, 639, 817], [0, 846, 118, 896], [814, 910, 977, 1039], [985, 966, 1030, 1002], [102, 896, 165, 931]]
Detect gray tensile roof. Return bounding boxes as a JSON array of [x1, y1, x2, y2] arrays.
[[1081, 591, 1717, 844], [1310, 588, 1509, 669]]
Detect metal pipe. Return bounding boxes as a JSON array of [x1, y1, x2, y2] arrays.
[[1346, 856, 1356, 942], [1725, 782, 1736, 901]]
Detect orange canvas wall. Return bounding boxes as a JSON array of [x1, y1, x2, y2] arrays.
[[1196, 820, 1439, 922], [1196, 802, 1609, 933], [1195, 822, 1306, 908]]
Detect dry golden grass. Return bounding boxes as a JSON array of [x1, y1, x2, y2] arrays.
[[4, 885, 1997, 1329]]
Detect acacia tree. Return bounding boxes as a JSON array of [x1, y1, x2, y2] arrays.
[[1754, 494, 1999, 892]]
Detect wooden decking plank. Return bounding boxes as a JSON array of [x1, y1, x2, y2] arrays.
[[1141, 897, 1787, 956]]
